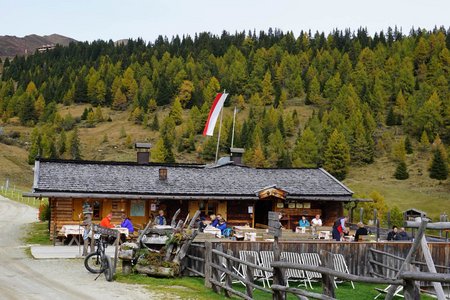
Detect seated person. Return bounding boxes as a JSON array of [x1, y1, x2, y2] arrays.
[[154, 210, 167, 226], [209, 214, 218, 227], [298, 216, 310, 227], [311, 214, 323, 227], [120, 214, 134, 234], [354, 222, 368, 241], [196, 217, 207, 232], [396, 227, 410, 241], [100, 212, 114, 228], [216, 219, 227, 235], [387, 226, 398, 241]]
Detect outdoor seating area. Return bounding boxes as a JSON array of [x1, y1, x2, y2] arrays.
[[230, 250, 353, 290]]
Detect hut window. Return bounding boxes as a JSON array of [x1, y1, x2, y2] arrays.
[[92, 201, 101, 220]]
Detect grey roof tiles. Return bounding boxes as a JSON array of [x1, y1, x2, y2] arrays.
[[34, 159, 353, 199]]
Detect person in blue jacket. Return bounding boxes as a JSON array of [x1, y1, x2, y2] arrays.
[[216, 219, 227, 235], [120, 214, 134, 234], [298, 216, 310, 227]]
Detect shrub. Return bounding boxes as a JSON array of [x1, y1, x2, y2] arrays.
[[39, 202, 50, 221]]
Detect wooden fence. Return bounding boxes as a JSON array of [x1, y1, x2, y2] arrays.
[[183, 240, 450, 299], [185, 241, 450, 278]]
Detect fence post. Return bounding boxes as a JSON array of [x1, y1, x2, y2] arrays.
[[319, 250, 336, 298], [211, 243, 222, 294], [224, 249, 234, 298], [245, 254, 255, 299], [204, 241, 212, 289], [272, 236, 286, 300]]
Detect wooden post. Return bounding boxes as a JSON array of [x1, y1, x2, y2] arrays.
[[113, 231, 120, 274], [90, 223, 95, 253], [211, 244, 222, 294], [320, 250, 336, 298], [272, 236, 286, 300], [224, 249, 234, 298], [245, 254, 255, 299], [420, 236, 446, 299], [403, 265, 420, 300], [385, 219, 428, 300], [52, 222, 57, 246], [204, 241, 212, 288], [122, 260, 132, 275]]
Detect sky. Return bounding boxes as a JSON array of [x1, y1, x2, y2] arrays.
[[2, 0, 449, 42]]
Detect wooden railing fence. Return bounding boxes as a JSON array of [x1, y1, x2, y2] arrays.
[[183, 219, 450, 300]]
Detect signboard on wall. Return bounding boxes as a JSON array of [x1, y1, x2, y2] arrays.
[[130, 200, 145, 216]]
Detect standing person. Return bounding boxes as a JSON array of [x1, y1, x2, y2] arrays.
[[154, 210, 167, 225], [332, 216, 348, 241], [120, 214, 134, 234], [298, 216, 310, 227], [311, 214, 323, 227], [216, 219, 227, 235], [354, 222, 368, 241], [387, 226, 398, 241], [100, 212, 114, 228]]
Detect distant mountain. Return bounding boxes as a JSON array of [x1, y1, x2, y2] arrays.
[[0, 34, 76, 57]]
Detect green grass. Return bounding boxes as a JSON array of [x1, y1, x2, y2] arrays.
[[345, 156, 449, 221], [22, 221, 52, 245], [115, 275, 435, 300]]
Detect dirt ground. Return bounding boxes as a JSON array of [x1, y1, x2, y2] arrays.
[[0, 195, 165, 300]]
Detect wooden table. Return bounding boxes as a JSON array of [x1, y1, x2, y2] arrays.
[[59, 225, 85, 246]]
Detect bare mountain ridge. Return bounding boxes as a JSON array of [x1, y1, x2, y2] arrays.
[[0, 34, 76, 57]]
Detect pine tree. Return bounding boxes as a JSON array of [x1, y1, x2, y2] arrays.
[[394, 161, 409, 180], [67, 128, 81, 160], [58, 130, 67, 156], [28, 128, 42, 164], [429, 147, 449, 180], [292, 127, 319, 167], [323, 129, 350, 180], [150, 114, 159, 131], [261, 70, 274, 105], [405, 136, 413, 154]]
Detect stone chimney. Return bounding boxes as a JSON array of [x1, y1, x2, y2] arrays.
[[159, 167, 168, 181], [135, 143, 151, 164], [230, 147, 245, 165]]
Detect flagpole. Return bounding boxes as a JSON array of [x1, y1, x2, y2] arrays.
[[214, 90, 226, 164], [215, 106, 224, 164], [231, 106, 237, 149]]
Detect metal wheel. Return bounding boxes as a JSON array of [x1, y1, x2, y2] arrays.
[[84, 252, 102, 274]]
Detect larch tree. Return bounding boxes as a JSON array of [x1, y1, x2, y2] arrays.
[[169, 97, 183, 125], [323, 129, 350, 180], [292, 127, 319, 168], [67, 128, 81, 160]]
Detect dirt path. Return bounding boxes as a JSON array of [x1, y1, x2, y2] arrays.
[[0, 195, 162, 300]]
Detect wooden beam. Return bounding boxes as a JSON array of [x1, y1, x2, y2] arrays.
[[419, 237, 446, 299], [271, 285, 336, 300], [405, 221, 450, 230]]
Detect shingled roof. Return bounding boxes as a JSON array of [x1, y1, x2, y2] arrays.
[[29, 159, 353, 201]]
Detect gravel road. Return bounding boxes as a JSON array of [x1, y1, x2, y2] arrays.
[[0, 195, 161, 300]]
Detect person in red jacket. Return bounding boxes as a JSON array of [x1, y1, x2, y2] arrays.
[[100, 212, 114, 228]]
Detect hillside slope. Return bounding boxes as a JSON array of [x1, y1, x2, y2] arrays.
[[0, 34, 76, 57]]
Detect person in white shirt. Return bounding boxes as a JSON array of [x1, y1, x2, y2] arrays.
[[311, 214, 322, 227]]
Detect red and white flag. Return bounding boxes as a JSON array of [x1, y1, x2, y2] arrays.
[[203, 92, 228, 136]]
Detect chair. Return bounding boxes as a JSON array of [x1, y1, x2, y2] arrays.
[[237, 251, 266, 287], [374, 285, 404, 299], [332, 254, 355, 289], [300, 253, 322, 289], [281, 252, 309, 288], [259, 251, 274, 287]]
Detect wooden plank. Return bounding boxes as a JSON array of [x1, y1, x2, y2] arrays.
[[204, 241, 212, 288]]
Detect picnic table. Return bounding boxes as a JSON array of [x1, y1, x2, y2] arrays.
[[59, 225, 129, 246]]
